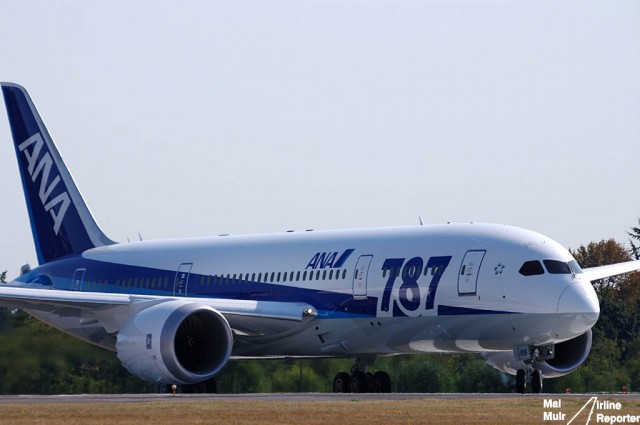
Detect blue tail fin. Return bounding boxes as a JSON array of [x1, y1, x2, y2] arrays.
[[2, 83, 114, 264]]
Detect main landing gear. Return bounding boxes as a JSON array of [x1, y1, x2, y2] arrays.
[[514, 343, 554, 394], [332, 357, 392, 393]]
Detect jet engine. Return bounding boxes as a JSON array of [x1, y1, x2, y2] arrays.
[[116, 300, 233, 384], [482, 330, 592, 378]]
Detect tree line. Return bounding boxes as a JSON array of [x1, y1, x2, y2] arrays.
[[1, 225, 640, 394]]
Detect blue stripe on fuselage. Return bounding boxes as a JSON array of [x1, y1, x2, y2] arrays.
[[25, 257, 379, 317], [437, 305, 519, 316], [16, 259, 520, 319]]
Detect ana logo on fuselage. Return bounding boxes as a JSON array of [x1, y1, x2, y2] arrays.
[[18, 133, 70, 235], [306, 249, 355, 270]]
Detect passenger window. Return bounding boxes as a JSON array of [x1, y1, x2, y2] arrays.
[[544, 260, 572, 275], [519, 261, 545, 276]]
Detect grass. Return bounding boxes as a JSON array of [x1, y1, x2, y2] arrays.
[[0, 396, 639, 425]]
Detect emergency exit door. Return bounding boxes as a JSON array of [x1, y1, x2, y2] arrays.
[[173, 263, 193, 296], [71, 268, 85, 291], [352, 255, 373, 298], [458, 250, 485, 295]]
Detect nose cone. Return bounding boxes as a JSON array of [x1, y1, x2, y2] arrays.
[[557, 281, 600, 336]]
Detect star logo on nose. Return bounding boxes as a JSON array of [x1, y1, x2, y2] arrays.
[[494, 263, 505, 275]]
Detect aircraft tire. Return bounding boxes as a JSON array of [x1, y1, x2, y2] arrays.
[[333, 372, 351, 393], [350, 371, 368, 393], [374, 371, 392, 393], [516, 369, 526, 394], [531, 370, 543, 394]]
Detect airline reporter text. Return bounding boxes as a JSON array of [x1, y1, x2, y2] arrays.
[[597, 414, 640, 423]]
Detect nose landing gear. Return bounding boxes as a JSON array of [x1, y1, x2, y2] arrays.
[[516, 368, 543, 394], [514, 343, 554, 393]]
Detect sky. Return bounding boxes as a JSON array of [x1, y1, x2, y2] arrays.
[[0, 1, 639, 278]]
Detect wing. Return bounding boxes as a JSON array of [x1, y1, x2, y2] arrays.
[[581, 259, 640, 282], [0, 284, 317, 337]]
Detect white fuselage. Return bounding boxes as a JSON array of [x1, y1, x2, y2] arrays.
[[26, 223, 599, 358]]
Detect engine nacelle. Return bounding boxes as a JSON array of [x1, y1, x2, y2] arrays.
[[482, 330, 592, 378], [116, 300, 233, 384]]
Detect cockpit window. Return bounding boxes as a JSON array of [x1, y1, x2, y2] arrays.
[[519, 260, 545, 276], [543, 260, 572, 275], [568, 260, 583, 274]]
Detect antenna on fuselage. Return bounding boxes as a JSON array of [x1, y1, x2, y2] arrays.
[[418, 216, 424, 226]]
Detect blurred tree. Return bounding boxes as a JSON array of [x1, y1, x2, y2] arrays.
[[628, 219, 640, 260], [0, 309, 152, 394], [572, 239, 633, 293]]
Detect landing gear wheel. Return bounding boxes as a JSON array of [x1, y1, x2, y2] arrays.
[[516, 369, 526, 394], [350, 371, 368, 393], [374, 371, 392, 393], [333, 372, 351, 393], [531, 369, 543, 394]]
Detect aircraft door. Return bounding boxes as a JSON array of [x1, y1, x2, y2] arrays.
[[458, 250, 485, 295], [353, 255, 373, 298], [173, 263, 193, 296], [71, 268, 85, 291]]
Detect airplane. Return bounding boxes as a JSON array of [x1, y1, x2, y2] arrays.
[[1, 82, 639, 394]]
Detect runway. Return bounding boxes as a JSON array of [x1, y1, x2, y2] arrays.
[[0, 392, 638, 404]]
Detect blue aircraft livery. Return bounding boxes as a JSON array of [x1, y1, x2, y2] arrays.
[[1, 83, 638, 394]]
